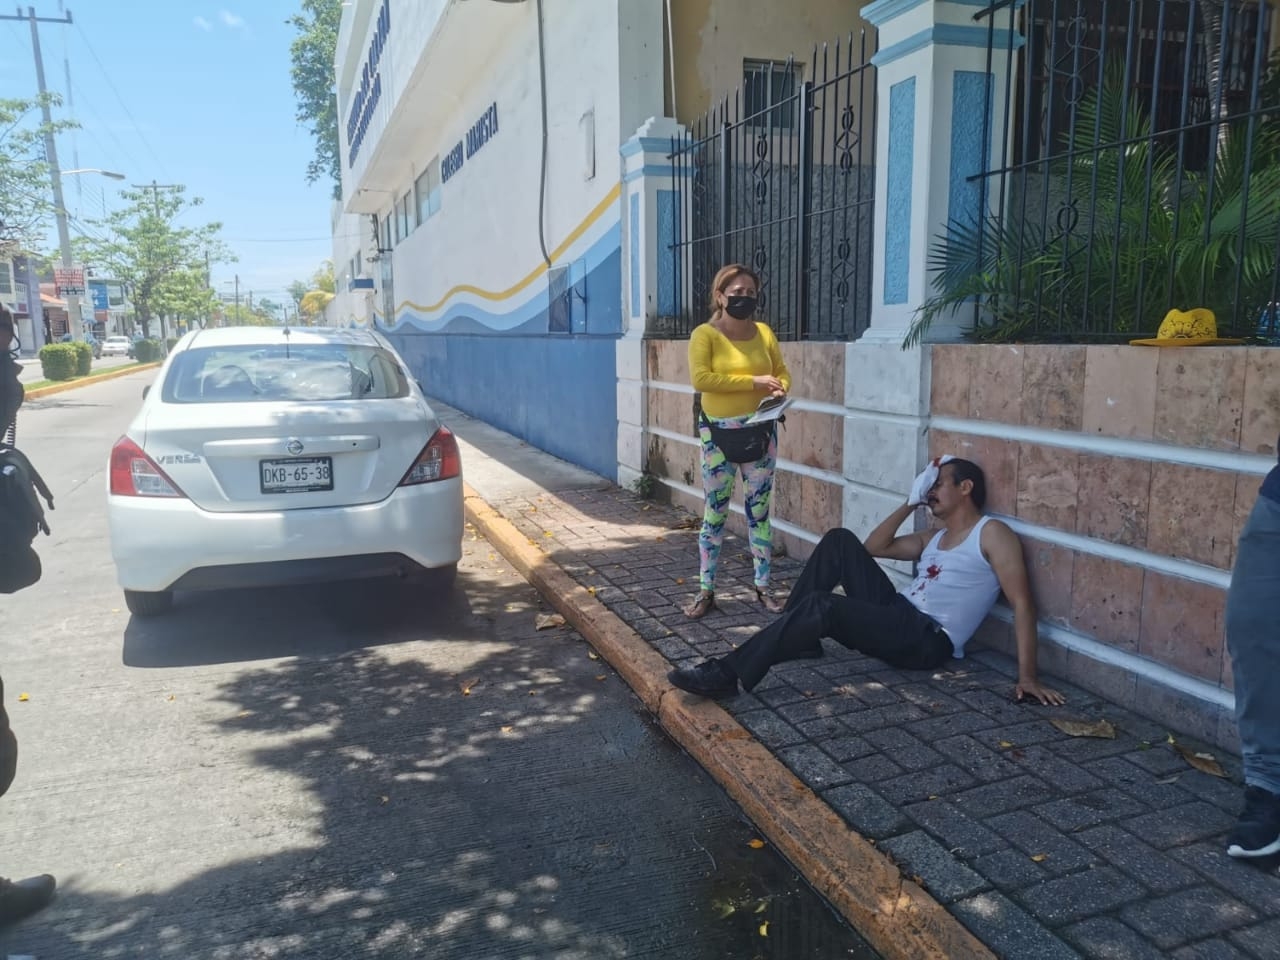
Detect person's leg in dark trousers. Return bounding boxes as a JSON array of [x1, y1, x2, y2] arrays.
[[0, 671, 58, 928], [722, 529, 950, 691], [0, 672, 16, 799]]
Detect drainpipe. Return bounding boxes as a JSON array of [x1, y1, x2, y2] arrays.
[[664, 0, 676, 118], [535, 0, 552, 267]]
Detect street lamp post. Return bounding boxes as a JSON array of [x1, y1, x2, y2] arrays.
[[51, 169, 126, 342]]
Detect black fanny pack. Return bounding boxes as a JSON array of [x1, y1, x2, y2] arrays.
[[699, 412, 776, 464]]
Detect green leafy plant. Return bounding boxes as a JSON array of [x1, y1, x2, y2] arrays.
[[37, 343, 79, 381], [133, 339, 163, 363], [908, 54, 1280, 346], [71, 341, 92, 376], [631, 472, 657, 500]]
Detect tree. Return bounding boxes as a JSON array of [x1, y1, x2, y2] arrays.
[[74, 186, 233, 339], [154, 267, 218, 332], [0, 95, 77, 249], [289, 0, 343, 199], [300, 289, 335, 321], [287, 279, 309, 313], [312, 259, 336, 294], [220, 302, 275, 327]]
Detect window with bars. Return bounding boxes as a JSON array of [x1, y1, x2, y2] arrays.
[[743, 59, 799, 130], [0, 261, 12, 296], [1018, 0, 1272, 170]]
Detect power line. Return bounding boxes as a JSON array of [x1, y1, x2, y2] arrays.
[[72, 20, 169, 180], [67, 77, 147, 177]]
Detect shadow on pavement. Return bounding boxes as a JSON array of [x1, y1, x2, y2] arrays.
[[5, 536, 877, 959]]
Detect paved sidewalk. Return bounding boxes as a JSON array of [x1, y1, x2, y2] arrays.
[[442, 400, 1280, 960]]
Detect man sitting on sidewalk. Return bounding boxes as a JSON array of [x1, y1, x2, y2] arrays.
[[668, 457, 1065, 706]]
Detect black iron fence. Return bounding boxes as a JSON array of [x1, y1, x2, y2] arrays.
[[913, 0, 1280, 343], [663, 32, 878, 341]]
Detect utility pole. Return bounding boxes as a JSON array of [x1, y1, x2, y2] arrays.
[[3, 5, 83, 339]]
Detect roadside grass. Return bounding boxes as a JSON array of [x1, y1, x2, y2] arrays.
[[24, 360, 151, 392]]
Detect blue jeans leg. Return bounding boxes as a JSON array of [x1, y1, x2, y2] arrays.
[[1226, 494, 1280, 796]]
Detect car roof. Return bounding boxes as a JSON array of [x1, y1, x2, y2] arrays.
[[182, 326, 380, 350]]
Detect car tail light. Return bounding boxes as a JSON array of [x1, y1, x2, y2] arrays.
[[109, 436, 186, 498], [400, 426, 461, 486]]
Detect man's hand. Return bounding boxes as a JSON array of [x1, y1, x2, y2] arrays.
[[908, 455, 954, 506], [1015, 678, 1066, 706]]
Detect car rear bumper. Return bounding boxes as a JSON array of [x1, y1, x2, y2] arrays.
[[107, 477, 464, 592]]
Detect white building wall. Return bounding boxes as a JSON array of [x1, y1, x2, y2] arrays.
[[333, 0, 663, 479]]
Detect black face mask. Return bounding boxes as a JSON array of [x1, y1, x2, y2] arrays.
[[723, 296, 757, 320]]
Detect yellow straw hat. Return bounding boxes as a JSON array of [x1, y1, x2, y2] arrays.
[[1129, 308, 1244, 347]]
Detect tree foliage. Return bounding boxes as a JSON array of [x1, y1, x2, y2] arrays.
[[74, 186, 233, 339], [0, 95, 78, 250], [289, 0, 343, 199]]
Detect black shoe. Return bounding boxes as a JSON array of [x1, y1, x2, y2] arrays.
[[0, 873, 56, 928], [668, 659, 739, 700], [1227, 786, 1280, 858]]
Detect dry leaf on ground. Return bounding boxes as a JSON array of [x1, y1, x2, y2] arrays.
[[500, 725, 514, 734], [1050, 718, 1117, 740], [1171, 740, 1227, 778], [1030, 853, 1049, 862], [594, 675, 607, 681], [459, 678, 480, 696], [534, 613, 566, 631], [587, 651, 600, 661], [747, 839, 766, 849], [16, 692, 29, 702]]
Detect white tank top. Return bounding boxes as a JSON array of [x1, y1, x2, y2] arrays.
[[899, 516, 1000, 658]]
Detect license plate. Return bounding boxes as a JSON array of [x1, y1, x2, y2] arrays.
[[260, 457, 333, 494]]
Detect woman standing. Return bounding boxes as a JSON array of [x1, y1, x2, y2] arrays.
[[684, 264, 791, 619]]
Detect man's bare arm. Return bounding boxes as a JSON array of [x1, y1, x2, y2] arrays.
[[981, 521, 1066, 706], [864, 502, 927, 562]]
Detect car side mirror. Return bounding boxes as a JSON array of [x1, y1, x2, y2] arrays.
[[142, 385, 150, 400]]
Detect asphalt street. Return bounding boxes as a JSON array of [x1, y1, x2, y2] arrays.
[[0, 370, 875, 959]]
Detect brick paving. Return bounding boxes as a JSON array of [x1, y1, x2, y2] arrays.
[[486, 483, 1280, 959]]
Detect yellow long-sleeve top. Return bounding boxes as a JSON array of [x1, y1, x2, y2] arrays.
[[689, 321, 792, 419]]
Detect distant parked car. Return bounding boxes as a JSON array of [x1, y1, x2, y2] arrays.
[[102, 336, 131, 357]]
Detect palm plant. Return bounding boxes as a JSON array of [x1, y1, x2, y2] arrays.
[[906, 52, 1280, 347]]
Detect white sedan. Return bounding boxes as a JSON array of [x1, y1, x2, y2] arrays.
[[106, 326, 464, 616], [102, 335, 132, 357]]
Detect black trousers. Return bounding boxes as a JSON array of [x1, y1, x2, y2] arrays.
[[722, 529, 953, 691], [1, 672, 16, 798]]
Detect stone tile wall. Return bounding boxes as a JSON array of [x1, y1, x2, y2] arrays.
[[930, 344, 1280, 749]]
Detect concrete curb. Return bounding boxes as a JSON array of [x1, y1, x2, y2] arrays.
[[463, 485, 995, 960], [24, 362, 161, 400]]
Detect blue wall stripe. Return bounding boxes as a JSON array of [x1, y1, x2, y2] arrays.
[[864, 0, 993, 27], [872, 23, 1025, 68], [619, 136, 675, 158], [622, 163, 692, 183], [948, 70, 993, 234], [380, 225, 620, 334], [629, 192, 641, 318], [884, 77, 916, 306], [656, 189, 676, 318], [389, 332, 619, 479]]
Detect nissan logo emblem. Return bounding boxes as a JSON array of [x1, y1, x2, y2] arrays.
[[286, 440, 305, 456]]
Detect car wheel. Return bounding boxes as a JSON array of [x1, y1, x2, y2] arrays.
[[420, 564, 457, 591], [124, 589, 174, 617]]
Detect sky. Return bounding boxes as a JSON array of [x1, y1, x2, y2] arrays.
[[1, 0, 337, 306]]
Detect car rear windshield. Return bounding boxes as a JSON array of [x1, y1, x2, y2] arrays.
[[161, 342, 412, 403]]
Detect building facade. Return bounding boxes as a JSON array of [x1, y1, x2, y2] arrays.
[[335, 0, 672, 477]]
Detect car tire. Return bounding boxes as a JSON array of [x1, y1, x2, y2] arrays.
[[124, 589, 174, 617], [420, 564, 457, 591]]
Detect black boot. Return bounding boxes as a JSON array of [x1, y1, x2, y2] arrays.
[[0, 873, 56, 928]]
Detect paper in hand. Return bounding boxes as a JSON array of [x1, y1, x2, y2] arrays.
[[745, 394, 794, 425]]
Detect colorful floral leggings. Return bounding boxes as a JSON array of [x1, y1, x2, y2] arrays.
[[696, 415, 777, 593]]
